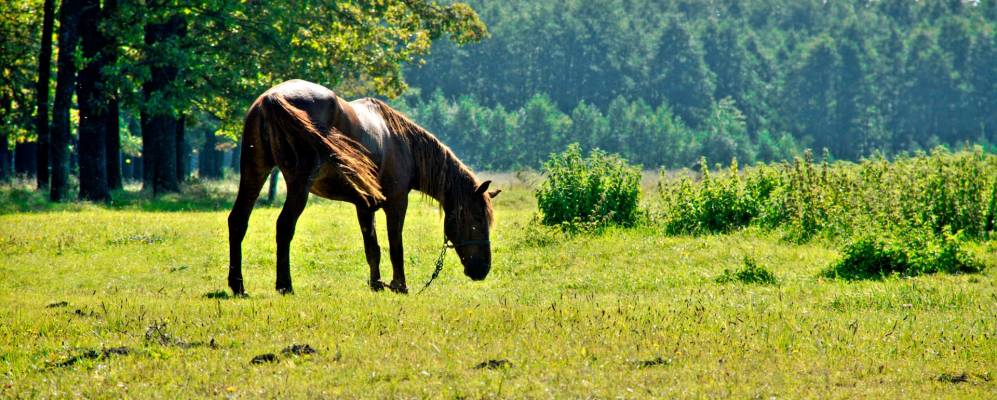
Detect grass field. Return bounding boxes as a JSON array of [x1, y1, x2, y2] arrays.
[[1, 180, 996, 398]]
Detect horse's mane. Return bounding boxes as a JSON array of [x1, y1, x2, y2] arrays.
[[365, 98, 493, 226]]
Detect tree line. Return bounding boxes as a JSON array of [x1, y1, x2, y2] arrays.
[[394, 91, 798, 170], [0, 0, 485, 200], [404, 0, 997, 166]]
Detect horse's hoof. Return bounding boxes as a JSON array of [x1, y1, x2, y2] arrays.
[[276, 286, 294, 295], [369, 280, 387, 292], [388, 281, 408, 294], [228, 279, 244, 296]]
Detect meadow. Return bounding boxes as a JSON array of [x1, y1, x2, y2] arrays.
[[1, 170, 996, 398]]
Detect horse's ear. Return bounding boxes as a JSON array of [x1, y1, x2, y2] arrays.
[[475, 180, 492, 196], [488, 189, 502, 199]]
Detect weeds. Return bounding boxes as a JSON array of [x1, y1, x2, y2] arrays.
[[536, 144, 642, 227], [824, 229, 985, 280], [716, 257, 778, 285], [656, 147, 995, 279]]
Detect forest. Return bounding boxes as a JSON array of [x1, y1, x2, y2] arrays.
[[0, 0, 485, 200], [402, 0, 997, 169], [2, 0, 996, 193]]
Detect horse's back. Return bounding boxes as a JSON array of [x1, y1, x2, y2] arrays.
[[347, 98, 392, 162], [259, 80, 339, 127]]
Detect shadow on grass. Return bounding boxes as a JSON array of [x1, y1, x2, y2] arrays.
[[0, 178, 284, 214]]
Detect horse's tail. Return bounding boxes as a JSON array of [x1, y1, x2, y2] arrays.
[[259, 92, 384, 205]]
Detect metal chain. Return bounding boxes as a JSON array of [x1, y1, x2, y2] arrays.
[[418, 236, 453, 294]]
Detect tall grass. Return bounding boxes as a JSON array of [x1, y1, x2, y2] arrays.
[[655, 147, 996, 278]]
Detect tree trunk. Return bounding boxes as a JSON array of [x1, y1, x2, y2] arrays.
[[267, 169, 279, 204], [14, 142, 37, 176], [199, 129, 221, 178], [50, 0, 84, 202], [34, 0, 56, 188], [142, 15, 185, 195], [140, 111, 153, 188], [0, 136, 10, 182], [132, 155, 143, 182], [176, 114, 187, 181], [77, 0, 110, 202], [0, 93, 11, 180], [230, 139, 240, 174], [106, 97, 121, 189], [104, 0, 121, 191]]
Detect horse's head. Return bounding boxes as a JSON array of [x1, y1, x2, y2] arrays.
[[443, 180, 501, 281]]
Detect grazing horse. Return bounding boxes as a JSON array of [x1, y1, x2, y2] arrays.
[[227, 79, 500, 295]]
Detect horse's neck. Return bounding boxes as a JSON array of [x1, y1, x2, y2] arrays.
[[408, 133, 473, 205]]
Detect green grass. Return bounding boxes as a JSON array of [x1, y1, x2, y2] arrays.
[[1, 183, 996, 398]]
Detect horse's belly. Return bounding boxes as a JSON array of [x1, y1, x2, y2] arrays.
[[308, 165, 360, 203]]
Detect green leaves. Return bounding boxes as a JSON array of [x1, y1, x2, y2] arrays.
[[102, 1, 487, 136], [536, 144, 642, 228]]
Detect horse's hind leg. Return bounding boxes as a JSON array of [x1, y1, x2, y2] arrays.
[[274, 173, 311, 294], [356, 206, 385, 291], [228, 171, 271, 295], [228, 124, 273, 295]]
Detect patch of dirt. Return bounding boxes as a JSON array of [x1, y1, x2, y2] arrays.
[[251, 353, 278, 365], [633, 356, 672, 368], [45, 301, 68, 308], [474, 359, 512, 370], [281, 344, 316, 356], [52, 347, 132, 368]]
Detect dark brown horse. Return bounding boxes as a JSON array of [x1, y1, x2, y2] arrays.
[[228, 79, 499, 295]]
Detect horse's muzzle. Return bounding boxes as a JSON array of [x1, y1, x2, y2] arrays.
[[463, 257, 490, 281]]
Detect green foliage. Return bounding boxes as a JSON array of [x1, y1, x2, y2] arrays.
[[659, 158, 775, 234], [403, 92, 798, 171], [0, 0, 43, 144], [656, 148, 995, 279], [103, 1, 489, 135], [716, 257, 777, 285], [659, 148, 997, 242], [536, 144, 641, 227], [405, 0, 997, 164], [825, 229, 985, 280]]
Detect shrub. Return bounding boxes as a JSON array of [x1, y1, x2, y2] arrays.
[[656, 147, 997, 242], [660, 158, 775, 234], [824, 229, 985, 280], [536, 144, 642, 227], [716, 257, 778, 285]]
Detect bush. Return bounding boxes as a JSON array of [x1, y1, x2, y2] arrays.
[[716, 257, 778, 285], [536, 144, 642, 227], [655, 147, 997, 242], [824, 229, 985, 280], [660, 158, 776, 234]]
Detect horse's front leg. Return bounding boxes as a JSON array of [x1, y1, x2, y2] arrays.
[[274, 174, 311, 294], [356, 206, 385, 291], [385, 198, 409, 294]]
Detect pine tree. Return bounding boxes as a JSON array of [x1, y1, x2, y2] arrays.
[[901, 31, 960, 145], [785, 36, 839, 154], [650, 18, 715, 127], [968, 32, 997, 143]]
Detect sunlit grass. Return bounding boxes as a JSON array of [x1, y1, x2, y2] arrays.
[[1, 183, 995, 398]]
